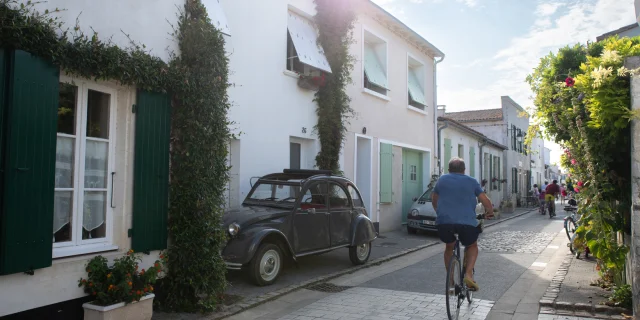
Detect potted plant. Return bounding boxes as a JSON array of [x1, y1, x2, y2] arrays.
[[501, 199, 515, 213], [493, 208, 501, 220], [79, 250, 164, 320], [297, 73, 326, 91]]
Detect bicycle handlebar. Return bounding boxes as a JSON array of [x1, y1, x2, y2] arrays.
[[476, 214, 485, 220]]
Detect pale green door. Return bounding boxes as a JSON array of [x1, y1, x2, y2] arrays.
[[402, 150, 423, 223]]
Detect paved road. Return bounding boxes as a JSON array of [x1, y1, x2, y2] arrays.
[[222, 204, 579, 320]]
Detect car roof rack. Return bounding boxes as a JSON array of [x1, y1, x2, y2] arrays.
[[283, 169, 332, 175]]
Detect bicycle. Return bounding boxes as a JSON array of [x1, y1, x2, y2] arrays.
[[563, 198, 578, 241], [547, 196, 556, 218], [445, 215, 483, 320]]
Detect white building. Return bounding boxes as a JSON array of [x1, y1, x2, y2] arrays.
[[437, 116, 508, 206], [445, 96, 531, 206], [530, 137, 545, 188]]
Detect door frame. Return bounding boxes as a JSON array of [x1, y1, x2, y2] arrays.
[[353, 133, 373, 217]]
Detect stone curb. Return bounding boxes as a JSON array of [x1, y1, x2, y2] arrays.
[[204, 208, 535, 319], [538, 252, 631, 319]]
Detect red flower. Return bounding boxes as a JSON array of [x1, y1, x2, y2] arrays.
[[565, 77, 575, 87], [571, 159, 577, 165], [577, 181, 583, 187]]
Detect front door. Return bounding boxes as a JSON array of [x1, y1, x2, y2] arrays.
[[328, 183, 353, 246], [294, 182, 330, 253], [402, 150, 423, 223], [290, 142, 301, 169]]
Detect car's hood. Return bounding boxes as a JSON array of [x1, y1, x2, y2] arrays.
[[223, 205, 290, 227], [409, 202, 437, 217]]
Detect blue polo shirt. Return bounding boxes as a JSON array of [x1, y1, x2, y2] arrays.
[[433, 173, 484, 227]]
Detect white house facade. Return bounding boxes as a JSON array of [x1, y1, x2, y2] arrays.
[[340, 1, 444, 233], [445, 96, 531, 206], [437, 117, 507, 207], [530, 137, 545, 188]]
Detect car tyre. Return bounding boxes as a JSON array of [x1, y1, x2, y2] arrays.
[[349, 242, 372, 265], [248, 243, 283, 286], [407, 226, 417, 235]]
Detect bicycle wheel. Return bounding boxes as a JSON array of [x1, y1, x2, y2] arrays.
[[564, 218, 576, 241], [446, 257, 462, 320]]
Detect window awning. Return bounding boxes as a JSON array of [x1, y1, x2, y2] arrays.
[[364, 44, 388, 89], [287, 12, 332, 73], [408, 69, 426, 106], [210, 0, 231, 36]]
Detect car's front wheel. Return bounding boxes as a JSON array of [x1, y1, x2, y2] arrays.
[[248, 243, 283, 286], [349, 242, 371, 265]]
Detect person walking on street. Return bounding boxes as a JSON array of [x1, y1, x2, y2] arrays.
[[538, 184, 546, 215], [560, 184, 567, 205], [432, 158, 493, 291]]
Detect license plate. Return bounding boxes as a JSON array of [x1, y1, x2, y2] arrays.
[[422, 220, 435, 225]]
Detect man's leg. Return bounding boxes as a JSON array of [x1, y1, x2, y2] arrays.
[[463, 242, 478, 280], [444, 242, 455, 270]]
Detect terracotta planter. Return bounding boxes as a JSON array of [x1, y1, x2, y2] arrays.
[[83, 294, 154, 320], [297, 77, 319, 91]]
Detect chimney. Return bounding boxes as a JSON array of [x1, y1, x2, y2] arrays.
[[437, 105, 446, 118]]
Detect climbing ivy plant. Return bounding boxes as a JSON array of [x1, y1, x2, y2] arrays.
[[313, 0, 356, 172], [1, 0, 230, 311]]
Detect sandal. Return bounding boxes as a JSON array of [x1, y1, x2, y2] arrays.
[[464, 277, 479, 291]]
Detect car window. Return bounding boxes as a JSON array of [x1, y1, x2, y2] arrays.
[[300, 183, 328, 212], [247, 182, 301, 205], [329, 184, 350, 209], [348, 185, 364, 207], [418, 188, 433, 202]]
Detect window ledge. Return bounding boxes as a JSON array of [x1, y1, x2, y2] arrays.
[[283, 70, 300, 79], [53, 244, 119, 259], [363, 88, 390, 101], [407, 105, 428, 115]]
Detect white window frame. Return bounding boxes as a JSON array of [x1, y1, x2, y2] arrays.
[[362, 25, 389, 100], [53, 75, 117, 258], [407, 53, 428, 115]]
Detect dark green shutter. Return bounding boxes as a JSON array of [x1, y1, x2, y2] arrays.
[[469, 147, 475, 178], [489, 156, 493, 189], [379, 143, 392, 203], [132, 90, 171, 252], [443, 139, 451, 173], [0, 50, 59, 275]]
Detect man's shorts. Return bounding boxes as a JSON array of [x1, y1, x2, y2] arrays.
[[545, 194, 555, 202], [437, 224, 480, 246]]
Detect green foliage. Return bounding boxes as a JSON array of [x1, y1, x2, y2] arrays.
[[608, 284, 632, 309], [1, 0, 230, 311], [78, 250, 164, 306], [526, 36, 640, 284], [160, 0, 230, 311], [313, 0, 356, 172]]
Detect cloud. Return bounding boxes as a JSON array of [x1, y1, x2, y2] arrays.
[[535, 2, 563, 16], [457, 0, 479, 7], [373, 0, 479, 7]]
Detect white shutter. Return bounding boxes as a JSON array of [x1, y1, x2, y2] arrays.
[[287, 12, 332, 73]]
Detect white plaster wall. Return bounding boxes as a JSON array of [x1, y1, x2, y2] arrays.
[[341, 12, 436, 231], [0, 80, 161, 317], [19, 0, 183, 62], [223, 0, 321, 201]]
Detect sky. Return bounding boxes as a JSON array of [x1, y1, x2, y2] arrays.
[[371, 0, 636, 167]]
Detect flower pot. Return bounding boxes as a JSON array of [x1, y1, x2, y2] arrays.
[[502, 206, 514, 214], [297, 77, 319, 91], [83, 294, 154, 320]]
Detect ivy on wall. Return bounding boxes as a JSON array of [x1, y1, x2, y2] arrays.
[[313, 0, 356, 172], [1, 0, 230, 311]]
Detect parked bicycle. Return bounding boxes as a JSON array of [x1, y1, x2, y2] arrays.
[[564, 198, 590, 258], [445, 214, 483, 320]]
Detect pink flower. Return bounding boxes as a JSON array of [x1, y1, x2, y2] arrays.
[[565, 77, 575, 87], [577, 181, 583, 187], [574, 187, 580, 193], [571, 159, 577, 165]]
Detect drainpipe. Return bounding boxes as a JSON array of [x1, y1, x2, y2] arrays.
[[434, 56, 445, 175], [437, 121, 449, 175]]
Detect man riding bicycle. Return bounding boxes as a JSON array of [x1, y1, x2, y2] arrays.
[[545, 180, 560, 217], [432, 158, 493, 291]]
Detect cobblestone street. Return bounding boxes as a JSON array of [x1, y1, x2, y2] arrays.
[[478, 231, 557, 253]]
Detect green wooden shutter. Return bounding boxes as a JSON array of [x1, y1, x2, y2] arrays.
[[379, 143, 392, 203], [0, 50, 59, 275], [443, 138, 451, 173], [497, 157, 501, 191], [489, 155, 493, 189], [132, 90, 171, 252], [469, 147, 475, 178]]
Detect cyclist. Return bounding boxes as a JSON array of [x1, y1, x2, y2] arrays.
[[545, 180, 560, 217], [432, 157, 493, 291]]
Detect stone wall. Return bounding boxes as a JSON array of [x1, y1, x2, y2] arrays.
[[625, 56, 640, 316]]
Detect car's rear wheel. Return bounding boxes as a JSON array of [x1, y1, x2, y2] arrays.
[[349, 242, 371, 265], [248, 243, 283, 286], [407, 226, 417, 234]]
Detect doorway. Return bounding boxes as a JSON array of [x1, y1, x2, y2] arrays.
[[355, 136, 372, 215], [402, 149, 423, 223]]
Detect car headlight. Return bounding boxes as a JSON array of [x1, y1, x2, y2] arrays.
[[410, 209, 419, 217], [228, 223, 240, 236]]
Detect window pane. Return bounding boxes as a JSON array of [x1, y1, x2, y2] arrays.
[[82, 191, 106, 239], [86, 90, 110, 139], [53, 191, 73, 243], [348, 186, 364, 207], [300, 183, 328, 211], [85, 140, 108, 188], [55, 136, 75, 188], [329, 184, 350, 209], [58, 83, 77, 134]]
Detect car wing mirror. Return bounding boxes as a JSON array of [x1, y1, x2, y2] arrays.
[[412, 197, 418, 202]]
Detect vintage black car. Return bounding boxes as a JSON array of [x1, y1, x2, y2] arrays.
[[221, 169, 377, 286]]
